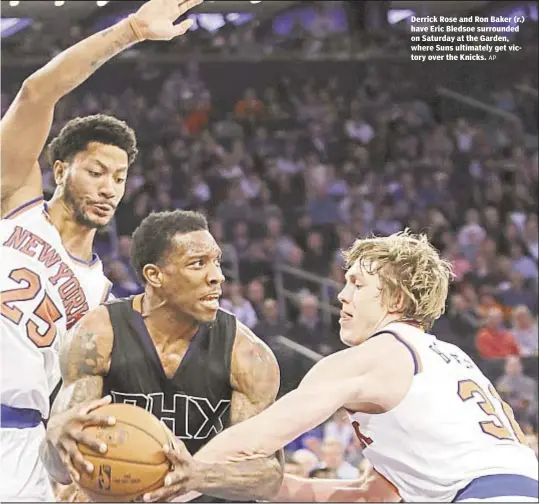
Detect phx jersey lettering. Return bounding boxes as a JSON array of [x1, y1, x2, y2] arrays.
[[102, 297, 237, 503], [348, 322, 538, 503], [0, 198, 112, 501]]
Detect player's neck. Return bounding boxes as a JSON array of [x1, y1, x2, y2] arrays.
[[47, 198, 97, 262], [141, 292, 199, 345]]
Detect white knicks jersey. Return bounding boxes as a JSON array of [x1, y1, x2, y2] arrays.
[[348, 322, 538, 503], [1, 198, 112, 420]]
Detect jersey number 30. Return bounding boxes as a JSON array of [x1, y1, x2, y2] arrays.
[[458, 379, 527, 444], [1, 267, 62, 348]]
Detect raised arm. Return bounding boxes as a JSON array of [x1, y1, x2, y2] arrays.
[[0, 0, 200, 216], [40, 305, 114, 485], [143, 322, 284, 502]]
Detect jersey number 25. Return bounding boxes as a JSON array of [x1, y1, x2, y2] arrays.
[[1, 267, 62, 348]]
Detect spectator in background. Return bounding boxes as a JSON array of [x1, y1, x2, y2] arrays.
[[323, 410, 355, 450], [523, 215, 538, 261], [303, 230, 330, 277], [476, 291, 505, 321], [234, 88, 264, 121], [221, 281, 258, 329], [511, 305, 539, 357], [290, 449, 320, 478], [476, 307, 520, 359], [253, 298, 290, 345], [106, 260, 142, 299], [319, 438, 360, 480], [447, 293, 481, 360], [288, 293, 329, 353], [510, 243, 538, 282], [458, 208, 486, 262], [498, 271, 538, 316], [245, 278, 266, 319], [496, 356, 538, 426]]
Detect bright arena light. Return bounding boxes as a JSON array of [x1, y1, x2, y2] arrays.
[[249, 1, 262, 3], [9, 1, 20, 6], [96, 0, 109, 5], [54, 0, 65, 5]]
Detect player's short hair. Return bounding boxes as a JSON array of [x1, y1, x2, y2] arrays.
[[47, 114, 138, 166], [131, 210, 209, 284], [342, 229, 454, 330]]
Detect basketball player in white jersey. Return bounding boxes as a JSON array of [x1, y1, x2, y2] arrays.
[[0, 0, 201, 500], [149, 230, 538, 503]]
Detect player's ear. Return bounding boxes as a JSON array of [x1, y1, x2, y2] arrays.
[[143, 264, 163, 288], [387, 290, 406, 314], [53, 160, 69, 186]]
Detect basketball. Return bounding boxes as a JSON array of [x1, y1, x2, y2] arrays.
[[77, 403, 172, 502]]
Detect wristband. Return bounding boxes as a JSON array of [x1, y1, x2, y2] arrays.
[[128, 15, 145, 42]]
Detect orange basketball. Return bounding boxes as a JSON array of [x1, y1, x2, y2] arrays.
[[77, 403, 172, 502]]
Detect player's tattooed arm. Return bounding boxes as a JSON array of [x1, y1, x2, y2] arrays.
[[192, 322, 284, 500], [40, 305, 114, 485], [143, 322, 283, 503]]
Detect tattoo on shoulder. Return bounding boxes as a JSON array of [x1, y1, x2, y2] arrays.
[[60, 323, 108, 381]]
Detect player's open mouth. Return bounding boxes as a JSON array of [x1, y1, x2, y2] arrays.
[[199, 293, 221, 309], [340, 310, 353, 322]]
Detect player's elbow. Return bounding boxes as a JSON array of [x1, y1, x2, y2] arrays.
[[19, 75, 60, 105]]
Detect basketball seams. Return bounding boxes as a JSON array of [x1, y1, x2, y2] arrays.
[[79, 405, 173, 499]]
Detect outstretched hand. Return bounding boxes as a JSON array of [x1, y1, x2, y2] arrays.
[[143, 435, 203, 502], [45, 395, 116, 483], [133, 0, 203, 41]]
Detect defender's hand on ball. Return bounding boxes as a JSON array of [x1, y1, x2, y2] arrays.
[[143, 436, 201, 503], [46, 395, 116, 483]]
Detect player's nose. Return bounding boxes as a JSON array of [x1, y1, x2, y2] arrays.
[[98, 175, 116, 199], [207, 262, 225, 285], [337, 285, 350, 305]]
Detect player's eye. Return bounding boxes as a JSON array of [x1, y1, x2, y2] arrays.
[[355, 284, 363, 290], [89, 170, 101, 177]]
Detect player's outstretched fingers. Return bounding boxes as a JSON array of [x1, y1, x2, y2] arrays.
[[65, 439, 94, 475], [80, 395, 112, 415], [70, 429, 108, 455], [59, 449, 81, 483], [77, 411, 116, 429], [178, 0, 203, 17]]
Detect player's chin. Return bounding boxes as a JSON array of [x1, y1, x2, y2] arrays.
[[84, 209, 114, 229], [339, 326, 357, 347], [195, 305, 220, 322]]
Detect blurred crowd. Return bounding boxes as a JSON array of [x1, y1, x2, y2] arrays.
[[2, 2, 538, 479]]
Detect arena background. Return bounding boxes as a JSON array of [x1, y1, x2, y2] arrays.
[[2, 0, 537, 480]]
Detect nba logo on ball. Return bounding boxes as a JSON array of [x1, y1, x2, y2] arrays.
[[98, 464, 112, 492]]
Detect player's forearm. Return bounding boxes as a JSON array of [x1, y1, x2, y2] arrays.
[[192, 454, 283, 501], [24, 17, 140, 103], [275, 474, 366, 502], [39, 438, 72, 485], [196, 386, 350, 461]]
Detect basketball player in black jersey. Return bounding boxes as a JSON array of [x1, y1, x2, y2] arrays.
[[40, 210, 284, 502]]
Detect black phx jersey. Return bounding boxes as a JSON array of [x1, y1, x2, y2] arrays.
[[102, 297, 237, 503]]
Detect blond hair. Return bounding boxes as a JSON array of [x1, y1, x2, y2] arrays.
[[342, 229, 454, 330]]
